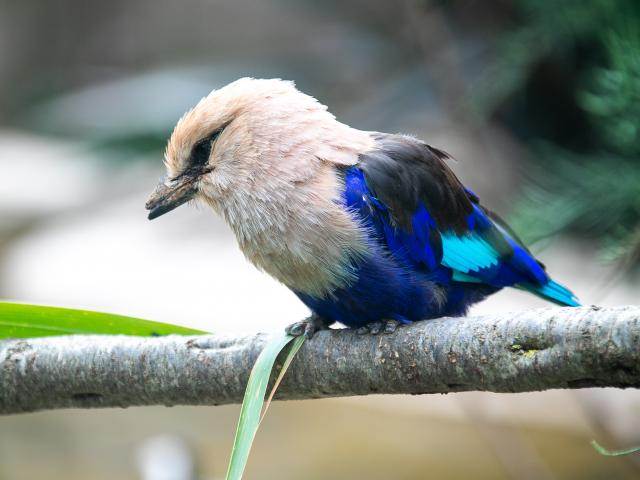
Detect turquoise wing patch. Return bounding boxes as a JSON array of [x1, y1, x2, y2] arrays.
[[441, 233, 500, 273]]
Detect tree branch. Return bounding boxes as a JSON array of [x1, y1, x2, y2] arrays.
[[1, 306, 639, 415]]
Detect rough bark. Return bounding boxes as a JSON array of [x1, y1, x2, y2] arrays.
[[1, 306, 639, 415]]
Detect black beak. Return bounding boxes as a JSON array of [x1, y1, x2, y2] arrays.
[[145, 176, 198, 220]]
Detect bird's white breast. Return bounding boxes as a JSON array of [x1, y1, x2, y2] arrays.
[[208, 161, 368, 298], [193, 82, 376, 297]]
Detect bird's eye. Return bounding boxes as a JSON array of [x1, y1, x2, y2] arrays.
[[190, 138, 213, 166], [189, 128, 224, 167]]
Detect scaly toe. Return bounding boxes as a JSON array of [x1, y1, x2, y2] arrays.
[[384, 319, 401, 334], [285, 321, 307, 337], [285, 314, 331, 339], [367, 321, 384, 335], [355, 319, 404, 335], [304, 322, 318, 339]]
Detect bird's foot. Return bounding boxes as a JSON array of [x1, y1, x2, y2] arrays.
[[285, 314, 332, 339], [355, 319, 402, 335]]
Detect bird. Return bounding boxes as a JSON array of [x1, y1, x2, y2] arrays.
[[146, 77, 580, 337]]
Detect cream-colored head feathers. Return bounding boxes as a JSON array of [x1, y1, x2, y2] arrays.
[[161, 78, 375, 296], [165, 77, 372, 187], [166, 78, 295, 177]]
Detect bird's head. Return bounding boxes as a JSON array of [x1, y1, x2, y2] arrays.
[[146, 77, 351, 220]]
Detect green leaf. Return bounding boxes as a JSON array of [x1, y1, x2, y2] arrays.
[[0, 301, 206, 339], [591, 440, 640, 456], [260, 335, 306, 424], [226, 332, 306, 480]]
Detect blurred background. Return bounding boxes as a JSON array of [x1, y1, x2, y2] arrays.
[[1, 0, 639, 478]]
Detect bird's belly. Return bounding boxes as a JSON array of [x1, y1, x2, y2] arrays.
[[293, 252, 447, 328]]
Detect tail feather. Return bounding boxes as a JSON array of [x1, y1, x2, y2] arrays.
[[517, 280, 581, 307]]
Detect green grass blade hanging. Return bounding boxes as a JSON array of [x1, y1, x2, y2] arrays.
[[0, 301, 206, 339], [260, 335, 305, 424], [591, 440, 640, 456], [226, 332, 305, 480]]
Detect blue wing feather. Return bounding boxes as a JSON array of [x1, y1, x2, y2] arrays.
[[344, 165, 579, 307], [294, 135, 578, 329], [344, 167, 443, 272]]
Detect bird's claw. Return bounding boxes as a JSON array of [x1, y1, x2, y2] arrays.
[[285, 315, 330, 339], [384, 319, 401, 334], [356, 319, 402, 335]]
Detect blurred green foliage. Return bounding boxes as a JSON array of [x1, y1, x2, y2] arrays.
[[484, 0, 640, 271]]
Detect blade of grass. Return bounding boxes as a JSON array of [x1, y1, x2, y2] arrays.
[[591, 440, 640, 456], [0, 301, 206, 339], [226, 332, 304, 480], [260, 335, 306, 424]]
